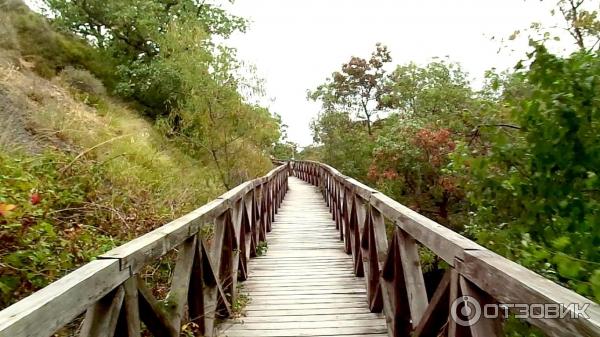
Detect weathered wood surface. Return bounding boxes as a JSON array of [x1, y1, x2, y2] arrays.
[[217, 177, 388, 337], [2, 159, 600, 337], [0, 164, 290, 337], [292, 160, 600, 337]]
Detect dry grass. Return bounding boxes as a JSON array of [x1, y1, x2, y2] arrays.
[[0, 10, 19, 51], [0, 61, 224, 231]]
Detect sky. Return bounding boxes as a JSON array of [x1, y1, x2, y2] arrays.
[[223, 0, 565, 146]]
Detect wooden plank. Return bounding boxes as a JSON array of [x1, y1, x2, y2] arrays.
[[188, 235, 206, 333], [137, 277, 178, 337], [79, 286, 125, 337], [242, 307, 376, 317], [227, 313, 382, 323], [99, 198, 228, 272], [224, 319, 387, 330], [413, 269, 451, 337], [456, 250, 600, 337], [448, 269, 470, 337], [219, 326, 388, 337], [458, 275, 503, 337], [396, 228, 428, 325], [119, 278, 141, 337], [165, 236, 197, 330], [0, 259, 129, 337], [448, 268, 459, 337], [369, 192, 483, 266], [344, 177, 377, 200], [216, 177, 388, 337], [200, 239, 232, 337]]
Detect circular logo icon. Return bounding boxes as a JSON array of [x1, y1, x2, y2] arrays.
[[450, 295, 481, 326]]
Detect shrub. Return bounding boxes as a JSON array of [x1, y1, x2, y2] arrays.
[[60, 66, 106, 97], [0, 12, 19, 51], [0, 0, 119, 85], [0, 151, 118, 308]]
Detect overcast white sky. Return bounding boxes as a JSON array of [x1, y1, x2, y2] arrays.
[[223, 0, 567, 146]]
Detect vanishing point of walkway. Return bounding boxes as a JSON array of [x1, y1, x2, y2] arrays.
[[218, 177, 388, 337]]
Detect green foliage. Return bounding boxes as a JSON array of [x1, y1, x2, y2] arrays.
[[383, 60, 475, 126], [0, 0, 118, 85], [310, 110, 374, 179], [455, 45, 600, 301], [151, 18, 280, 188], [44, 0, 247, 116], [310, 27, 600, 310], [272, 141, 297, 160], [296, 145, 322, 161], [44, 0, 246, 54], [39, 0, 281, 179], [256, 241, 268, 257], [370, 116, 464, 227], [556, 0, 600, 50], [0, 151, 117, 307], [271, 118, 298, 160], [312, 58, 477, 228], [231, 286, 250, 317], [309, 43, 392, 135], [115, 58, 185, 114]]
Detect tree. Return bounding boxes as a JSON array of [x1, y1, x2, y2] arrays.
[[556, 0, 600, 50], [369, 117, 461, 227], [43, 0, 246, 57], [272, 119, 298, 160], [454, 45, 600, 301], [43, 0, 247, 116], [153, 19, 280, 189], [309, 59, 478, 226], [309, 43, 392, 135], [383, 60, 474, 124], [520, 0, 600, 52], [310, 111, 374, 178]]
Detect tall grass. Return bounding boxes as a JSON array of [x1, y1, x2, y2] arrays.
[[0, 60, 223, 308]]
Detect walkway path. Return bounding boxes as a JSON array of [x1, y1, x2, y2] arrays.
[[217, 177, 388, 337]]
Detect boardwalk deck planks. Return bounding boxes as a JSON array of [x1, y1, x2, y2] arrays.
[[0, 160, 599, 337], [217, 177, 387, 336]]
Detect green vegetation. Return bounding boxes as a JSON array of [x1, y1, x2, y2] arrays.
[[231, 288, 251, 316], [456, 46, 600, 299], [0, 152, 116, 305], [307, 0, 600, 307], [0, 0, 283, 310], [256, 241, 269, 257], [1, 0, 599, 335]]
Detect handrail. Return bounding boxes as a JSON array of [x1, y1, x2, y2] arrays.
[[0, 163, 291, 337], [291, 160, 600, 337]]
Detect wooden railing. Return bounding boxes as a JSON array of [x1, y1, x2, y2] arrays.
[[293, 160, 600, 337], [2, 158, 599, 337], [0, 163, 290, 337]]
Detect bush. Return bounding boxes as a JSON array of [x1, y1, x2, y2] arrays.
[[60, 66, 106, 97], [0, 0, 119, 86], [0, 12, 19, 51], [0, 151, 118, 308]]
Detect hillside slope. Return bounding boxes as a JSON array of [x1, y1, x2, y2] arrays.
[[0, 1, 271, 309]]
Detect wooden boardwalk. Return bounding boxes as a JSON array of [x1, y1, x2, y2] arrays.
[[217, 177, 388, 337], [2, 163, 598, 337]]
